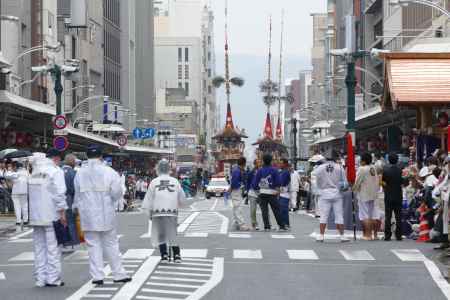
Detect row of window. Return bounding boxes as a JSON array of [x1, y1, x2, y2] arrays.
[[178, 48, 189, 62], [178, 65, 190, 80]]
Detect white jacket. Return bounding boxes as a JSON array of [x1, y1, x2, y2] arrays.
[[290, 170, 300, 193], [312, 161, 346, 200], [142, 175, 186, 217], [74, 159, 123, 231], [5, 168, 29, 195], [28, 158, 67, 226], [353, 165, 379, 202]]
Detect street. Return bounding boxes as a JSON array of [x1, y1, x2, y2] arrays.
[[0, 196, 447, 300]]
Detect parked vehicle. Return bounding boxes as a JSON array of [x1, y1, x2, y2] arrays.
[[205, 177, 230, 199]]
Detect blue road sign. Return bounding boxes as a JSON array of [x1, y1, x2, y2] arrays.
[[143, 128, 156, 139], [132, 127, 143, 139], [53, 136, 69, 152]]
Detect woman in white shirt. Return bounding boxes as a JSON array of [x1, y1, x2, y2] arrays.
[[353, 153, 380, 241]]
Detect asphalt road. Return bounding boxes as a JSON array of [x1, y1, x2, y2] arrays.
[[0, 195, 448, 300]]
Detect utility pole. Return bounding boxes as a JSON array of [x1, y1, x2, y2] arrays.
[[292, 118, 298, 169]]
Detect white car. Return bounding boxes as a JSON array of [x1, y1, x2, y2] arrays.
[[206, 178, 230, 199]]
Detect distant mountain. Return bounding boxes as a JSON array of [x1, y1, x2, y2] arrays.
[[215, 53, 310, 144]]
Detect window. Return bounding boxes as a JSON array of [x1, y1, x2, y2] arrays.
[[178, 82, 183, 88], [178, 48, 182, 62], [208, 36, 211, 45], [48, 12, 54, 36], [185, 47, 189, 62], [71, 36, 76, 59], [203, 80, 207, 91], [208, 68, 212, 77], [178, 65, 182, 80], [185, 65, 189, 79], [208, 52, 211, 61], [72, 82, 77, 108], [185, 82, 189, 96], [208, 85, 212, 94]]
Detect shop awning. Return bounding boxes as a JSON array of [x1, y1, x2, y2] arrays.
[[314, 135, 342, 145], [0, 90, 55, 115], [382, 52, 450, 109]]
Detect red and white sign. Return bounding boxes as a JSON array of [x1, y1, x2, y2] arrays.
[[53, 115, 68, 130], [117, 134, 128, 147], [53, 136, 69, 152]]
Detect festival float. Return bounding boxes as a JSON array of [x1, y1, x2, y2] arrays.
[[253, 15, 291, 166], [212, 0, 247, 175]]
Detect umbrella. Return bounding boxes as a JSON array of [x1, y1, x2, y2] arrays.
[[308, 154, 325, 163], [4, 150, 32, 159], [0, 149, 17, 160]]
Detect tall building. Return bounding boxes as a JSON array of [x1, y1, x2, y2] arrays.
[[154, 0, 216, 148]]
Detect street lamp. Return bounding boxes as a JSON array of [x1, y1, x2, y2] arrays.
[[67, 84, 95, 92], [65, 95, 110, 115], [390, 0, 450, 19]]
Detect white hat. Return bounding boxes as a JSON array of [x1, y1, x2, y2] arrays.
[[418, 166, 430, 178]]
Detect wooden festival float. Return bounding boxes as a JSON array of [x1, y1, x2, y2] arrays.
[[253, 14, 290, 166], [212, 0, 247, 174]]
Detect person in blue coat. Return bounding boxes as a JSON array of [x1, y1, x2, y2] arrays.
[[253, 154, 285, 231], [230, 157, 249, 231], [62, 154, 80, 247], [279, 159, 291, 229]]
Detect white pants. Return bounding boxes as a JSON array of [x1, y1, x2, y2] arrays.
[[33, 226, 62, 285], [231, 190, 245, 227], [12, 194, 28, 224], [319, 198, 344, 225], [358, 200, 377, 221], [84, 229, 127, 281], [290, 192, 297, 209]]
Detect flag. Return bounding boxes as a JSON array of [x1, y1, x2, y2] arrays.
[[264, 112, 273, 139], [346, 132, 356, 184]]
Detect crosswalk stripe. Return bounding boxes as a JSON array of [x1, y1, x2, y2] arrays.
[[181, 249, 208, 258], [233, 249, 263, 259], [122, 249, 154, 259], [136, 296, 181, 300], [141, 288, 192, 295], [65, 250, 89, 261], [146, 282, 200, 288], [154, 271, 211, 277], [339, 250, 375, 261], [150, 276, 208, 283], [157, 266, 213, 272], [391, 249, 427, 262], [272, 234, 295, 239], [287, 250, 319, 260], [93, 287, 119, 291], [0, 272, 5, 280], [229, 233, 251, 238], [184, 233, 209, 237], [84, 294, 112, 298]]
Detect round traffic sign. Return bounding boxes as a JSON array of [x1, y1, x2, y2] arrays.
[[53, 136, 69, 152], [117, 134, 128, 147], [53, 115, 68, 130]]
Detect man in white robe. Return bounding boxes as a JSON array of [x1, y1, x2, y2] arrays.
[[74, 145, 131, 285]]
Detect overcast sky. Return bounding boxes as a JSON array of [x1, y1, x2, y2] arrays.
[[210, 0, 327, 146]]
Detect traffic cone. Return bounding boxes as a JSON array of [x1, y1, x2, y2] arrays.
[[417, 204, 430, 243]]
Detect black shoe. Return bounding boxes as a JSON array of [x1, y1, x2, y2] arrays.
[[434, 243, 450, 250], [384, 237, 392, 241], [396, 237, 403, 241], [45, 282, 65, 287], [92, 280, 104, 285], [113, 277, 132, 283], [174, 254, 182, 263], [161, 254, 169, 262]]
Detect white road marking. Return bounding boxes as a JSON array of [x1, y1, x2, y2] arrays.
[[391, 249, 426, 262], [181, 249, 208, 258], [229, 233, 251, 238], [93, 287, 119, 291], [151, 276, 208, 283], [339, 250, 375, 261], [9, 252, 34, 261], [0, 272, 5, 280], [184, 232, 209, 237], [210, 198, 218, 211], [185, 257, 224, 300], [271, 234, 295, 239], [309, 230, 363, 240], [84, 294, 112, 298], [158, 266, 213, 272], [66, 266, 112, 300], [423, 259, 450, 299], [181, 258, 214, 262], [65, 250, 89, 261], [233, 250, 263, 259], [287, 250, 319, 260], [140, 221, 152, 238], [8, 238, 32, 243], [122, 249, 154, 259], [215, 212, 229, 234], [111, 257, 160, 300], [146, 282, 201, 288], [141, 288, 192, 295], [177, 212, 200, 233], [122, 260, 143, 263], [123, 264, 140, 268], [8, 229, 33, 241], [154, 271, 211, 277], [172, 262, 213, 267]]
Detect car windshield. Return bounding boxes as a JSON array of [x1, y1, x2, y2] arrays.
[[209, 181, 227, 187]]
